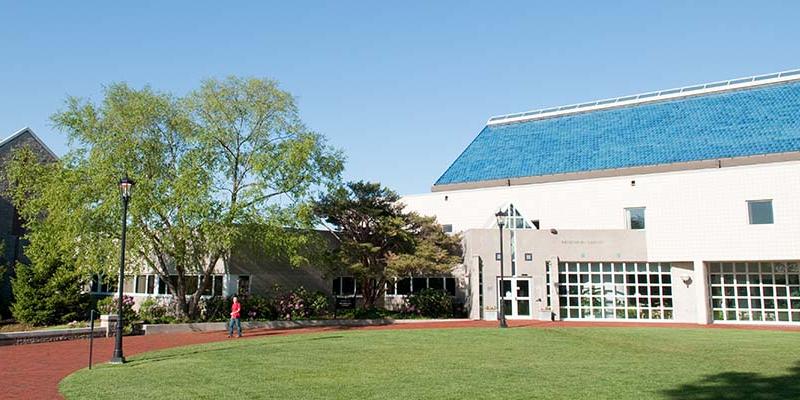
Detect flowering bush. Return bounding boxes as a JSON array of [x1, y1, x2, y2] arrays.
[[97, 295, 139, 334], [139, 297, 175, 324], [273, 286, 329, 320]]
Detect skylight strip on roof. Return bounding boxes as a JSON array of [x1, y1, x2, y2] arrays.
[[487, 68, 800, 125]]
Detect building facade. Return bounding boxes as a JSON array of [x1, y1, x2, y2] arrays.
[[0, 128, 58, 318], [402, 70, 800, 325]]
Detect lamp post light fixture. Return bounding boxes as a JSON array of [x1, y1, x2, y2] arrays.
[[111, 176, 134, 364], [495, 210, 508, 328]]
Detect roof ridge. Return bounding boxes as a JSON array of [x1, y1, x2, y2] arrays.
[[0, 127, 59, 160], [487, 69, 800, 126]]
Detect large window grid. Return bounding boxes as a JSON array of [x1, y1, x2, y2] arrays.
[[710, 262, 800, 323], [92, 274, 225, 297], [333, 276, 457, 297], [557, 262, 674, 320]]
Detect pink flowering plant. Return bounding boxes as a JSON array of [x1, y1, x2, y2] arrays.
[[97, 295, 139, 334]]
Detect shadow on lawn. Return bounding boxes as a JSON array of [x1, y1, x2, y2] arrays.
[[661, 362, 800, 399], [125, 334, 345, 366]]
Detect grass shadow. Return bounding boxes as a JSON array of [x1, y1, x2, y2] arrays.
[[124, 333, 346, 366], [661, 362, 800, 399]]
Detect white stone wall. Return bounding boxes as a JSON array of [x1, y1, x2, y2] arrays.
[[402, 160, 800, 262]]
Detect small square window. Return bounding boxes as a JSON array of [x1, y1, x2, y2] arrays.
[[747, 200, 773, 224], [625, 207, 645, 230], [495, 253, 502, 261], [524, 253, 533, 261], [442, 224, 453, 233]]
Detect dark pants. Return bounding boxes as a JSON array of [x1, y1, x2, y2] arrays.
[[229, 317, 242, 336]]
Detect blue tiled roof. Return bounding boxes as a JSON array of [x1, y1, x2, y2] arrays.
[[435, 81, 800, 186]]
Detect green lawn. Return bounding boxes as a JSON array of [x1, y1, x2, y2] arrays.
[[60, 327, 800, 399]]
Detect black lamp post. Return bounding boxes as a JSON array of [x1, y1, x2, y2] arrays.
[[495, 210, 508, 328], [111, 176, 134, 364]]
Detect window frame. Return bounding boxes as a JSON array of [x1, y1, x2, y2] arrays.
[[625, 207, 646, 230], [747, 199, 774, 225]]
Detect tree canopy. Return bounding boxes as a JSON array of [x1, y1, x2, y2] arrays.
[[313, 181, 462, 308], [5, 77, 344, 318]]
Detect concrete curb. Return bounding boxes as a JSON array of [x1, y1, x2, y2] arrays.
[[143, 319, 396, 335], [0, 327, 106, 346], [142, 318, 473, 335]]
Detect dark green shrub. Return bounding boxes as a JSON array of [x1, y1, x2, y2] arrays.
[[11, 261, 91, 326], [202, 295, 232, 322], [406, 289, 453, 318]]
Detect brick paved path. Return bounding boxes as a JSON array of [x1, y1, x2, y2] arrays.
[[1, 320, 798, 400]]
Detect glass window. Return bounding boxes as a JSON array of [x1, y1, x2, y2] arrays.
[[213, 275, 223, 296], [442, 224, 453, 233], [123, 276, 135, 293], [185, 276, 199, 295], [412, 278, 428, 294], [748, 200, 774, 224], [201, 276, 212, 296], [158, 277, 168, 295], [135, 276, 146, 293], [237, 275, 250, 295], [557, 262, 672, 320], [397, 278, 411, 295], [146, 275, 156, 294], [332, 277, 341, 295], [445, 278, 456, 296], [710, 260, 800, 324], [625, 207, 646, 230], [341, 277, 355, 295], [429, 278, 444, 291], [90, 274, 100, 293]]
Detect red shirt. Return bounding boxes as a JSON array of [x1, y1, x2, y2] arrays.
[[231, 302, 241, 319]]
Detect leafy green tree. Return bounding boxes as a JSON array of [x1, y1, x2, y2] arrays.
[[6, 77, 343, 319], [314, 181, 462, 309], [11, 258, 91, 326]]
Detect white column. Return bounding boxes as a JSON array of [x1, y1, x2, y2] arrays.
[[548, 257, 560, 320], [468, 255, 481, 320], [694, 260, 710, 325]]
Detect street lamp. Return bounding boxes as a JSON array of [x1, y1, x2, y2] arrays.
[[495, 210, 508, 328], [111, 176, 134, 364]]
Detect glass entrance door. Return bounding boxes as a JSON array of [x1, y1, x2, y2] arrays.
[[499, 277, 533, 319]]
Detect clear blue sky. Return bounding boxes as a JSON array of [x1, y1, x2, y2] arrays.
[[2, 1, 799, 194]]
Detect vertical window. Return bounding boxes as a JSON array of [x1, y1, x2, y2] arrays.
[[412, 277, 428, 293], [201, 276, 212, 296], [136, 275, 147, 293], [385, 279, 396, 295], [340, 277, 355, 296], [445, 278, 456, 296], [625, 207, 646, 230], [237, 275, 250, 295], [185, 276, 199, 295], [747, 200, 773, 224], [213, 275, 223, 296], [332, 277, 342, 296], [397, 278, 411, 295], [146, 275, 156, 294], [123, 277, 135, 293], [158, 277, 168, 294], [90, 274, 100, 293]]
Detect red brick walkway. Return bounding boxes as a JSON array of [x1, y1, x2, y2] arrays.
[[1, 320, 798, 400]]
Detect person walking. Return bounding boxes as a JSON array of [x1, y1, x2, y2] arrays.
[[228, 296, 242, 338]]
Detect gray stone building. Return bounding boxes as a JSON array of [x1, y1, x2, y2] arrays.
[[0, 128, 58, 318]]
